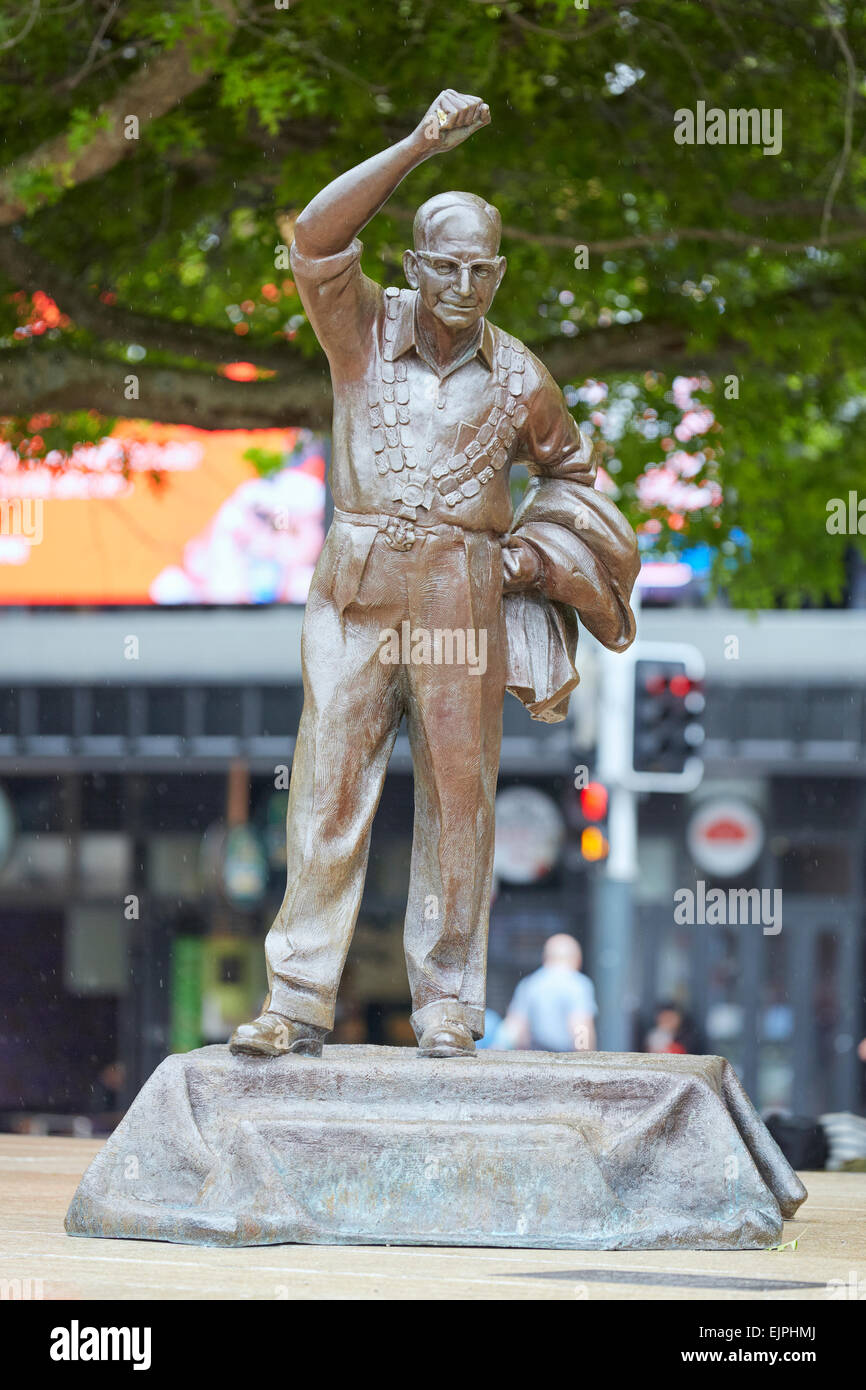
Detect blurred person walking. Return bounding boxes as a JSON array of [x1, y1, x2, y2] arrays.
[[500, 934, 596, 1051]]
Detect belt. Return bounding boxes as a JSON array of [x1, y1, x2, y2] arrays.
[[334, 507, 498, 553]]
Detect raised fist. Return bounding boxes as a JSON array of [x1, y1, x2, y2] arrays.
[[416, 90, 491, 151]]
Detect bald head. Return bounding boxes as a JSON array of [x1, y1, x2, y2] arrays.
[[543, 934, 583, 971], [404, 190, 506, 334], [413, 191, 501, 256]]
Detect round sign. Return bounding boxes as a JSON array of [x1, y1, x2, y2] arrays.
[[494, 786, 565, 884], [687, 798, 764, 878]]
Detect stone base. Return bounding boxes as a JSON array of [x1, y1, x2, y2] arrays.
[[65, 1045, 806, 1250]]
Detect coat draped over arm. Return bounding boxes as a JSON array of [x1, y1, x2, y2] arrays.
[[503, 373, 640, 723]]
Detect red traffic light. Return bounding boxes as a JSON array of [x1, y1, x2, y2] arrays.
[[579, 781, 608, 822], [642, 672, 702, 698]]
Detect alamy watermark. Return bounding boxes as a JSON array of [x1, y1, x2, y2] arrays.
[[50, 1321, 151, 1370], [674, 101, 782, 156], [378, 622, 488, 675], [674, 880, 782, 935], [0, 497, 43, 545], [0, 1277, 44, 1300], [826, 491, 866, 535]]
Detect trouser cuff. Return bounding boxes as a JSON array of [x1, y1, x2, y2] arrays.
[[410, 997, 484, 1042], [266, 980, 335, 1032]]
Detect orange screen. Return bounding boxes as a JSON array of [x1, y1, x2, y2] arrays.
[[0, 423, 327, 605]]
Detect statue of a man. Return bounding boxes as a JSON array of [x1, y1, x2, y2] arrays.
[[231, 91, 639, 1061]]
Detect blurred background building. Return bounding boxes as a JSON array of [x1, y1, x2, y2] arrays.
[[1, 422, 865, 1131]]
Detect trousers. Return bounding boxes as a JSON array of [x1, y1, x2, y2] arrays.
[[264, 516, 507, 1039]]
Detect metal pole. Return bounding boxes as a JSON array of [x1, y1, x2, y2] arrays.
[[594, 584, 641, 1053]]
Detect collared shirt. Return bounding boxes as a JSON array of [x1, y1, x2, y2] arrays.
[[290, 238, 596, 533]]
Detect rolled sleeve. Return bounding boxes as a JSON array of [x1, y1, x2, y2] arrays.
[[522, 366, 596, 483], [289, 237, 380, 370]]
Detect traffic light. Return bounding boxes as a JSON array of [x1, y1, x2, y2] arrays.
[[576, 778, 610, 862], [627, 642, 705, 791]]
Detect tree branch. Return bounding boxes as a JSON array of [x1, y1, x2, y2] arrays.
[[0, 346, 332, 430], [0, 230, 292, 370], [0, 1, 238, 226], [64, 0, 121, 92], [540, 319, 723, 379], [818, 0, 858, 241], [0, 0, 42, 53], [0, 305, 734, 434], [502, 222, 866, 253], [389, 204, 866, 258]]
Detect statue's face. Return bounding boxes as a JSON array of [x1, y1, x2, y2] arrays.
[[403, 207, 506, 331]]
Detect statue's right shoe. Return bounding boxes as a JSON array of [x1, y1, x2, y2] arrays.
[[229, 1011, 327, 1059]]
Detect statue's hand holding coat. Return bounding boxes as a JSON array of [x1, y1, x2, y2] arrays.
[[501, 538, 545, 594]]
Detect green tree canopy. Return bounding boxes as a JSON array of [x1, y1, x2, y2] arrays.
[[1, 0, 865, 604]]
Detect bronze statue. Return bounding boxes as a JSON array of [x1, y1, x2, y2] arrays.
[[63, 93, 806, 1258], [230, 91, 640, 1061]]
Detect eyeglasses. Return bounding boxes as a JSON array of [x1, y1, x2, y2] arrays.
[[415, 250, 502, 282]]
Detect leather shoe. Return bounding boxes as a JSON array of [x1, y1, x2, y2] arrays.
[[417, 1019, 477, 1058], [229, 1011, 326, 1058]]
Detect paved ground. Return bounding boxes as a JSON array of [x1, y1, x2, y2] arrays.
[[1, 1135, 864, 1300]]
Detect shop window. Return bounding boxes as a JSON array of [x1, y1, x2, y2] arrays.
[[758, 931, 793, 1112], [91, 688, 127, 737], [741, 691, 788, 740], [64, 906, 130, 995], [771, 777, 861, 832], [0, 833, 70, 889], [81, 774, 126, 830], [203, 687, 244, 737], [148, 834, 203, 898], [798, 689, 860, 742], [78, 834, 132, 898], [0, 910, 117, 1112], [144, 687, 185, 737], [702, 684, 735, 740], [260, 687, 303, 737], [778, 843, 853, 895], [143, 774, 224, 832], [35, 687, 75, 736], [634, 836, 676, 905], [653, 924, 694, 1009], [0, 776, 65, 832], [0, 689, 18, 737]]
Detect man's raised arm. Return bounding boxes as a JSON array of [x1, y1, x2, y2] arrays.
[[292, 90, 491, 259]]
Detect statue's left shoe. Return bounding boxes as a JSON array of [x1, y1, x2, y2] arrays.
[[416, 1019, 477, 1059]]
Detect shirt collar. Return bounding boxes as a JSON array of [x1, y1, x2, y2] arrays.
[[390, 290, 496, 375]]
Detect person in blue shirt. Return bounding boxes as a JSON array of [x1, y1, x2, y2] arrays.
[[500, 934, 597, 1052]]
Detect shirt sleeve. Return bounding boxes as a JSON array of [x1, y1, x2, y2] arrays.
[[521, 363, 596, 483], [289, 237, 381, 372]]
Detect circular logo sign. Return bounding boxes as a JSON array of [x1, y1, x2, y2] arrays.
[[687, 798, 764, 878], [494, 786, 565, 884]]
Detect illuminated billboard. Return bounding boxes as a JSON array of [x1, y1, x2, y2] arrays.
[[0, 423, 327, 606]]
